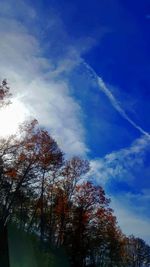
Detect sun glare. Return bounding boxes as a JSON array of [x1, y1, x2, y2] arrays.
[[0, 99, 29, 137]]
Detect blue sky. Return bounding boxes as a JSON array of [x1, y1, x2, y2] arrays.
[[0, 0, 150, 243]]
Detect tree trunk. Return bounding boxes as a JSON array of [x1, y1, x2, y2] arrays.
[[0, 224, 10, 267]]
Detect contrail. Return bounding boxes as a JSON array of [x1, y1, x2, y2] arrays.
[[84, 62, 150, 139]]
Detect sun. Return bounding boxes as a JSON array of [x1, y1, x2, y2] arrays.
[[0, 99, 29, 137]]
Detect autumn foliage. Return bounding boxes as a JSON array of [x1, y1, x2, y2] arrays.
[[0, 81, 150, 267]]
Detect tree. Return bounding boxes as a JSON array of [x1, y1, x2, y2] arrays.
[[1, 80, 150, 267], [125, 236, 150, 267], [0, 79, 12, 266], [0, 79, 11, 108], [54, 158, 90, 248]]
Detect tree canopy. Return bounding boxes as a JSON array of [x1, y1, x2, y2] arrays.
[[0, 81, 150, 267]]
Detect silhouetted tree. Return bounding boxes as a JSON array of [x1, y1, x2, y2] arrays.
[[0, 81, 150, 267]]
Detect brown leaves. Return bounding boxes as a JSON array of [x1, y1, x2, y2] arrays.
[[75, 181, 110, 211], [18, 153, 26, 162], [5, 168, 17, 179]]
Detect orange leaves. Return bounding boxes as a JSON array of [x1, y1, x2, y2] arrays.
[[25, 142, 35, 150], [74, 181, 110, 212], [21, 126, 63, 170], [5, 168, 17, 179], [18, 153, 26, 162]]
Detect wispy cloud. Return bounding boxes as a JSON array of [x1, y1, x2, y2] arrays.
[[83, 64, 150, 183], [1, 0, 150, 175], [89, 134, 150, 184], [84, 63, 150, 138], [1, 0, 150, 246], [90, 138, 150, 244], [81, 63, 150, 244], [97, 77, 150, 138], [111, 195, 150, 245], [0, 1, 90, 157]]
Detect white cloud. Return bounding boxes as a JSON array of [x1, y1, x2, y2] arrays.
[[84, 62, 150, 138], [97, 77, 150, 138], [89, 134, 150, 184], [111, 196, 150, 245], [0, 2, 88, 156], [84, 63, 150, 187], [1, 0, 150, 245], [89, 135, 150, 244]]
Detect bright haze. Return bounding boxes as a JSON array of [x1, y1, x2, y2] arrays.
[[0, 0, 150, 243]]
